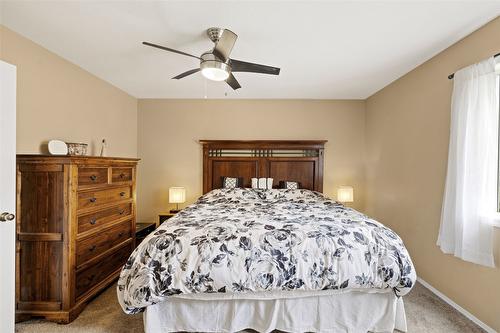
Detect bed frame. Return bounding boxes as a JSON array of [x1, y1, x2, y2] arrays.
[[200, 140, 327, 193]]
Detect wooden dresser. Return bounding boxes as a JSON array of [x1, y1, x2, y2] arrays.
[[15, 155, 139, 323]]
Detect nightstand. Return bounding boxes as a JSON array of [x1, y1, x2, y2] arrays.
[[158, 212, 176, 226], [136, 222, 157, 247]]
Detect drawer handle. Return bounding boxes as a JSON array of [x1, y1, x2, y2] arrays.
[[88, 274, 95, 281], [119, 192, 126, 197], [89, 245, 97, 252], [89, 197, 97, 203], [120, 173, 126, 179], [118, 232, 124, 237], [118, 209, 125, 215], [90, 175, 97, 181], [90, 218, 97, 225]]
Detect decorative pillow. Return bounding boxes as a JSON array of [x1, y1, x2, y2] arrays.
[[279, 181, 301, 189], [251, 178, 273, 189], [221, 176, 243, 188]]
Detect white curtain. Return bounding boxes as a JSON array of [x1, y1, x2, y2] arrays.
[[438, 57, 499, 268]]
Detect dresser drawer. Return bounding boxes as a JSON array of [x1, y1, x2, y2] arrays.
[[78, 167, 108, 187], [111, 167, 133, 183], [77, 203, 132, 234], [78, 186, 131, 210], [76, 220, 133, 267], [76, 242, 133, 299]]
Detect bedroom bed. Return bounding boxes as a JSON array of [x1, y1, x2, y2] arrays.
[[117, 140, 416, 333]]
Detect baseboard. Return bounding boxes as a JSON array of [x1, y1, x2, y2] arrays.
[[417, 278, 497, 333]]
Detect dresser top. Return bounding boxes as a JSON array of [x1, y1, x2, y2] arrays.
[[17, 154, 140, 164]]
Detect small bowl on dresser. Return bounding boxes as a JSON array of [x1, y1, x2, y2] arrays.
[[66, 143, 88, 156]]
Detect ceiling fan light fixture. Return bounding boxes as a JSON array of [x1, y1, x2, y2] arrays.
[[201, 67, 229, 81], [200, 59, 230, 81], [143, 27, 280, 90]]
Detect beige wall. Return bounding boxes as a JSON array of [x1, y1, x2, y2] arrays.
[[365, 17, 500, 330], [137, 99, 366, 221], [0, 26, 137, 157]]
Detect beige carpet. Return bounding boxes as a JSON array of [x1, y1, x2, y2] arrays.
[[16, 282, 485, 333]]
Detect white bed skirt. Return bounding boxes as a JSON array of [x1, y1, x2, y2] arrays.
[[144, 291, 407, 333]]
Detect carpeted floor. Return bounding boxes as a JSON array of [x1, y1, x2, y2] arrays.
[[15, 282, 485, 333]]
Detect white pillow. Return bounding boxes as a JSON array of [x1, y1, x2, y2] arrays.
[[251, 178, 273, 189]]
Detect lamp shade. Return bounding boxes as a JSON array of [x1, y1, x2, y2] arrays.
[[337, 186, 354, 203], [169, 187, 186, 204]]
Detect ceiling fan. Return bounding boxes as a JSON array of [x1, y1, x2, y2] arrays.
[[142, 27, 280, 90]]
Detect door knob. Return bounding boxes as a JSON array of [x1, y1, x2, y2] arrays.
[[0, 212, 15, 222]]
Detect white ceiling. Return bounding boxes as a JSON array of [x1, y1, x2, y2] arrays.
[[1, 1, 499, 99]]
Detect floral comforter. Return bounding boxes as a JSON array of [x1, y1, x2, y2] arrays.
[[117, 188, 415, 314]]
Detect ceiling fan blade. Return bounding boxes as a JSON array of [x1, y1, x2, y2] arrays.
[[172, 68, 200, 80], [230, 59, 280, 75], [226, 73, 241, 90], [213, 29, 237, 62], [143, 42, 200, 60]]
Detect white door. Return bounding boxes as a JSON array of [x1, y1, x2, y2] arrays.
[[0, 60, 17, 333]]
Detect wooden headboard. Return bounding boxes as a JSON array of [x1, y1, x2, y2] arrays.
[[201, 140, 327, 193]]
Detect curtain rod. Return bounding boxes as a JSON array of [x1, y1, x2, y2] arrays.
[[448, 52, 500, 79]]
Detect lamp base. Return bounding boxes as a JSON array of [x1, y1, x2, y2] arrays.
[[169, 209, 180, 214]]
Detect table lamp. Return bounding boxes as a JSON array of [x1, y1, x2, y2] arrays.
[[337, 186, 354, 205], [169, 187, 186, 213]]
